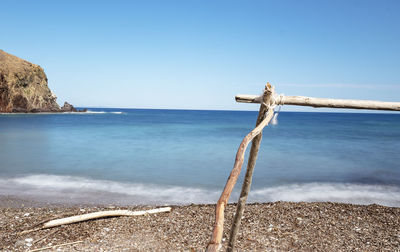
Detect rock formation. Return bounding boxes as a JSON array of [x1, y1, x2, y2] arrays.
[[0, 50, 72, 113], [61, 102, 77, 112]]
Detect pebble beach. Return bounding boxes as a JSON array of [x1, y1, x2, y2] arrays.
[[1, 197, 399, 251]]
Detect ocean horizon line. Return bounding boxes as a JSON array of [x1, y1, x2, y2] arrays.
[[64, 106, 400, 115]]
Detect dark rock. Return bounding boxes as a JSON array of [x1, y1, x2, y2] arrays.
[[61, 102, 77, 112]]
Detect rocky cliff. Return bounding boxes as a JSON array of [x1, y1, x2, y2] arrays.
[[0, 50, 61, 112]]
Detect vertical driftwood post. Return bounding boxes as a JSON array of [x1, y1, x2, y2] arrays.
[[206, 84, 275, 252], [227, 84, 275, 251], [206, 112, 275, 252]]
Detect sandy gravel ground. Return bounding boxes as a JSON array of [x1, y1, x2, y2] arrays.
[[1, 197, 399, 251]]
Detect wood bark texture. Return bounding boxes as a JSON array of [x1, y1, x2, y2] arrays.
[[227, 86, 274, 251], [22, 207, 172, 232], [235, 94, 400, 111], [207, 85, 275, 252]]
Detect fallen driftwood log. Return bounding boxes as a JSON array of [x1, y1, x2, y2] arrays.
[[29, 240, 83, 252], [21, 207, 171, 234]]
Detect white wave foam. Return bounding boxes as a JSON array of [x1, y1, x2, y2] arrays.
[[84, 111, 123, 114], [250, 183, 400, 207], [0, 175, 219, 205], [1, 175, 399, 206]]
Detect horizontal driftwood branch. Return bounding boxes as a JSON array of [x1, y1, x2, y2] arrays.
[[235, 94, 400, 111], [43, 207, 171, 229], [29, 241, 83, 252], [21, 207, 171, 234]]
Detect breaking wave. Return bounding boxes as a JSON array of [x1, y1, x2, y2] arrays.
[[0, 175, 399, 206], [250, 183, 400, 207], [83, 111, 123, 114]]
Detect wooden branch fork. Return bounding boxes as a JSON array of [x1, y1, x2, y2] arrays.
[[207, 83, 400, 251], [207, 83, 275, 251]]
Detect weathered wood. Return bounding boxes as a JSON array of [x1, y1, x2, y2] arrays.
[[207, 85, 275, 252], [207, 84, 399, 251], [235, 94, 400, 111], [21, 207, 171, 234], [43, 207, 171, 229], [227, 85, 275, 251], [29, 241, 83, 252]]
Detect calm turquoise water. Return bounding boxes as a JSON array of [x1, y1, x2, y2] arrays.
[[1, 109, 400, 206]]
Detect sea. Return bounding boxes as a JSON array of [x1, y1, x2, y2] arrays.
[[0, 109, 399, 206]]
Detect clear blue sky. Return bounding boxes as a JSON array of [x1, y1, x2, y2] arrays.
[[1, 0, 399, 111]]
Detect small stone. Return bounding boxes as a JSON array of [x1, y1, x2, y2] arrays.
[[24, 213, 30, 217], [15, 240, 25, 246]]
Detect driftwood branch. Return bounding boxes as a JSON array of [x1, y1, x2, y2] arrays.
[[29, 240, 83, 252], [204, 84, 400, 251], [227, 85, 274, 251], [235, 94, 400, 111], [207, 85, 275, 252], [21, 207, 171, 234]]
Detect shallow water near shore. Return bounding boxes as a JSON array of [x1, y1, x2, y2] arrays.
[[0, 109, 399, 206]]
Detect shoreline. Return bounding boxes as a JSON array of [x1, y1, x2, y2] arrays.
[[1, 179, 400, 207], [1, 197, 399, 251]]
